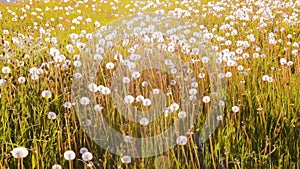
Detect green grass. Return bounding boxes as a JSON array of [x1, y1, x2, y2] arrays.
[[0, 0, 299, 168]]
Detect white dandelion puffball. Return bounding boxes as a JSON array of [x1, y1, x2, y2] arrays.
[[152, 88, 160, 94], [124, 95, 135, 104], [52, 164, 62, 169], [2, 66, 11, 74], [178, 111, 187, 118], [11, 147, 29, 159], [106, 62, 115, 69], [132, 71, 141, 79], [64, 102, 73, 108], [232, 106, 240, 113], [198, 72, 205, 78], [64, 150, 76, 161], [79, 147, 89, 154], [139, 117, 149, 126], [217, 115, 223, 121], [42, 90, 52, 98], [201, 56, 209, 64], [80, 97, 90, 105], [121, 156, 131, 164], [170, 103, 180, 112], [142, 98, 151, 106], [122, 77, 130, 84], [101, 87, 111, 95], [94, 104, 103, 111], [176, 136, 188, 146], [262, 75, 269, 81], [219, 100, 225, 107], [88, 83, 98, 92], [135, 95, 144, 102], [82, 152, 93, 161], [141, 81, 148, 87], [47, 112, 57, 120], [202, 96, 211, 103], [18, 77, 26, 83], [189, 88, 198, 95], [124, 135, 133, 143]]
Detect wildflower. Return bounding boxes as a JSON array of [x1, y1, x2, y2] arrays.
[[74, 60, 82, 67], [142, 98, 151, 106], [42, 90, 52, 98], [152, 88, 160, 94], [79, 147, 89, 154], [280, 58, 287, 65], [92, 54, 103, 62], [132, 71, 141, 79], [202, 96, 211, 103], [121, 156, 131, 164], [82, 152, 93, 161], [140, 117, 149, 126], [73, 73, 83, 79], [201, 56, 209, 64], [18, 77, 26, 83], [219, 100, 225, 106], [80, 97, 90, 105], [47, 112, 57, 120], [88, 83, 98, 92], [232, 106, 240, 112], [124, 95, 135, 104], [11, 147, 29, 159], [2, 66, 10, 74], [287, 61, 294, 66], [106, 62, 115, 69], [63, 150, 76, 161], [225, 72, 232, 78], [122, 77, 130, 84], [267, 76, 273, 83], [262, 75, 269, 81], [141, 81, 148, 87], [198, 72, 205, 78], [64, 102, 72, 108], [101, 87, 111, 95], [189, 88, 197, 95], [124, 135, 133, 143], [94, 104, 103, 111], [178, 111, 187, 118], [217, 115, 223, 121], [136, 95, 144, 102], [176, 136, 188, 145], [52, 164, 62, 169], [50, 47, 60, 57], [170, 103, 180, 112]]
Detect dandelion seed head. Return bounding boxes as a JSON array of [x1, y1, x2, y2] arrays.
[[142, 98, 151, 106], [140, 117, 149, 126], [79, 147, 89, 154], [47, 111, 57, 120], [232, 106, 240, 113], [121, 156, 131, 164], [82, 152, 93, 161], [63, 150, 76, 161], [202, 96, 211, 103], [178, 111, 187, 118], [52, 164, 62, 169], [124, 95, 135, 104], [42, 90, 52, 98], [11, 147, 29, 159], [2, 66, 10, 74], [80, 97, 90, 105], [176, 136, 188, 145]]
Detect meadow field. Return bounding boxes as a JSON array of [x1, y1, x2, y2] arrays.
[[0, 0, 299, 168]]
